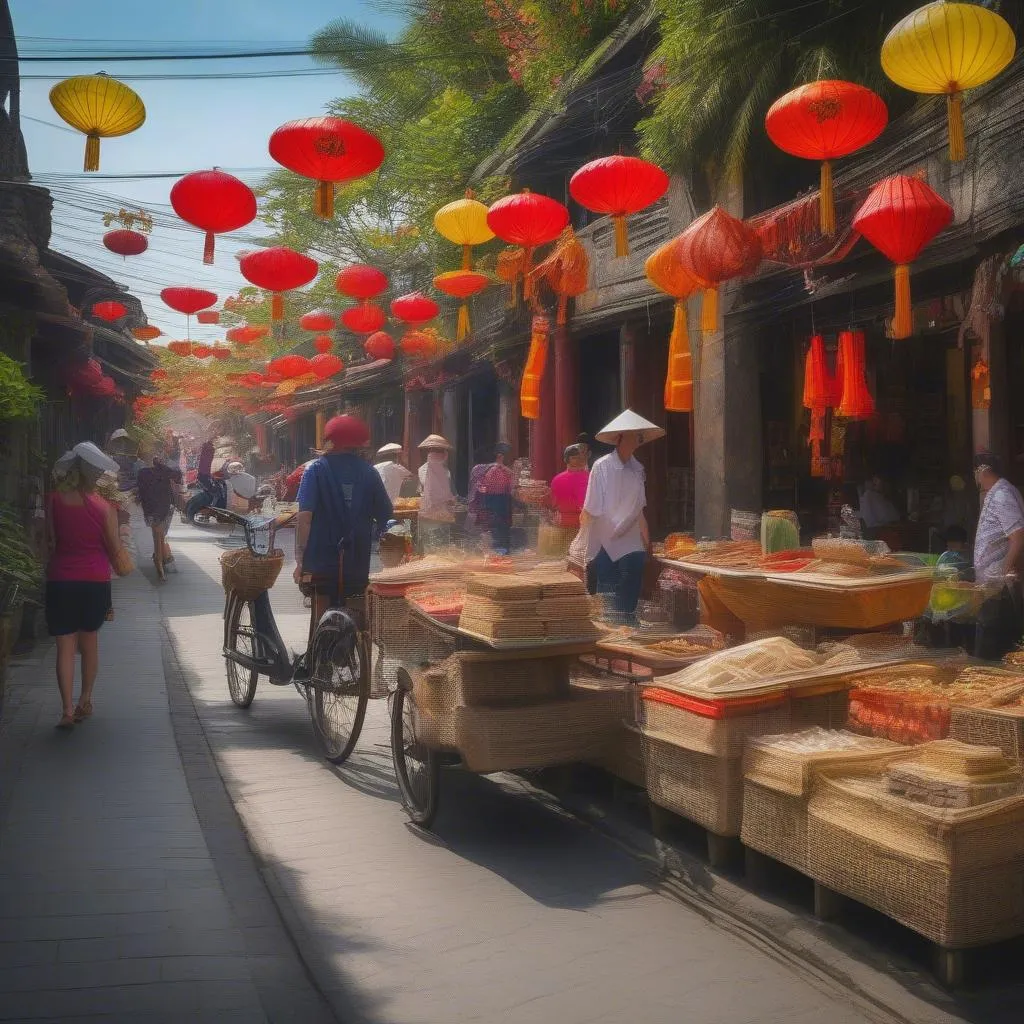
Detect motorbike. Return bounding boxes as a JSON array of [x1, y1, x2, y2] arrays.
[[184, 476, 228, 524]]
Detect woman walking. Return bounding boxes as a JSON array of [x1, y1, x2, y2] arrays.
[[136, 449, 183, 580], [46, 442, 126, 729]]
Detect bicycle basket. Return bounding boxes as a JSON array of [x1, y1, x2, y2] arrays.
[[220, 547, 284, 600]]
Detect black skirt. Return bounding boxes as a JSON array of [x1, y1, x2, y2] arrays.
[[45, 581, 113, 636]]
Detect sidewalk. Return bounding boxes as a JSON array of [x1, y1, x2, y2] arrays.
[[0, 530, 336, 1022]]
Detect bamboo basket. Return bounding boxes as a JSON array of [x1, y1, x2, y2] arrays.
[[219, 548, 284, 600], [950, 705, 1024, 763]]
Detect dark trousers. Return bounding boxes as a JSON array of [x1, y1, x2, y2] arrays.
[[483, 493, 512, 553], [589, 548, 647, 624], [974, 584, 1023, 661]]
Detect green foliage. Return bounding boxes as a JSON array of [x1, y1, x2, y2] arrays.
[[0, 505, 41, 598], [0, 352, 44, 421]]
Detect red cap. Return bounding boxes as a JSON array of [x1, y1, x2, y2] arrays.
[[324, 414, 370, 449]]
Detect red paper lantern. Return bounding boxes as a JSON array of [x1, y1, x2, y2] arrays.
[[342, 303, 386, 334], [92, 300, 127, 322], [400, 330, 436, 359], [210, 346, 230, 360], [300, 309, 336, 332], [766, 81, 888, 235], [851, 175, 953, 340], [226, 324, 269, 345], [196, 310, 220, 325], [569, 156, 669, 257], [836, 329, 874, 419], [335, 265, 388, 301], [268, 353, 312, 379], [313, 335, 333, 353], [190, 344, 212, 359], [432, 270, 489, 341], [103, 229, 148, 257], [161, 287, 217, 316], [132, 325, 161, 342], [676, 207, 761, 333], [487, 190, 570, 299], [311, 353, 344, 379], [238, 247, 318, 321], [269, 117, 385, 219], [802, 335, 831, 411], [166, 341, 192, 356], [364, 331, 395, 361], [390, 291, 439, 325], [170, 168, 257, 264]]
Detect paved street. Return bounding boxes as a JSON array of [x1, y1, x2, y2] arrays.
[[0, 512, 1004, 1023]]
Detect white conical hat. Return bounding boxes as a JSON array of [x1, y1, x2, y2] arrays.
[[72, 441, 119, 474], [417, 433, 452, 451], [595, 409, 666, 445], [377, 443, 403, 456]]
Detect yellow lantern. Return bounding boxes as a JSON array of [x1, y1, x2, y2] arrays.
[[433, 189, 495, 269], [49, 73, 146, 171], [881, 1, 1016, 161]]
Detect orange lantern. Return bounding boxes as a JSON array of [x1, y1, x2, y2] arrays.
[[520, 315, 550, 420], [534, 228, 589, 326], [166, 340, 192, 356], [132, 325, 161, 342], [226, 324, 269, 345], [432, 270, 490, 342], [836, 330, 874, 419], [196, 310, 220, 325]]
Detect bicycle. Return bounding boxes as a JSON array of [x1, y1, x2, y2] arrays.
[[214, 508, 371, 764]]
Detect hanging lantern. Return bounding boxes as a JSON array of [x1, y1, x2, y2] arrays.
[[432, 270, 490, 342], [92, 300, 127, 322], [311, 353, 344, 379], [300, 309, 336, 332], [49, 73, 145, 171], [364, 331, 395, 361], [268, 354, 312, 379], [313, 334, 333, 353], [400, 330, 437, 360], [534, 228, 590, 327], [390, 292, 439, 326], [210, 346, 231, 360], [190, 344, 213, 359], [342, 303, 386, 334], [132, 325, 161, 342], [239, 247, 318, 321], [269, 117, 385, 218], [161, 287, 218, 316], [645, 235, 705, 413], [487, 190, 570, 300], [434, 189, 495, 269], [851, 175, 953, 340], [676, 206, 761, 333], [167, 341, 193, 356], [520, 315, 550, 420], [170, 168, 257, 264], [226, 324, 269, 345], [103, 229, 148, 257], [196, 310, 220, 325], [569, 155, 669, 257], [335, 264, 388, 301], [802, 334, 831, 411], [765, 81, 888, 235], [836, 329, 874, 419], [882, 2, 1016, 161]]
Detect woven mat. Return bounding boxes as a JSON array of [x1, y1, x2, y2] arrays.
[[459, 615, 545, 640], [466, 573, 542, 601], [546, 618, 600, 640], [522, 570, 588, 597], [538, 597, 592, 619], [469, 597, 540, 620]]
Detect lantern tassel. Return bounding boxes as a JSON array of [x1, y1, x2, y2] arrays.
[[700, 287, 718, 334], [203, 231, 215, 265], [664, 300, 693, 413], [315, 180, 334, 219], [520, 315, 550, 420], [819, 160, 835, 237], [892, 264, 912, 340], [456, 303, 470, 343], [523, 248, 536, 301], [947, 93, 966, 163], [271, 293, 284, 321], [613, 215, 629, 258], [462, 244, 472, 271], [84, 134, 100, 172]]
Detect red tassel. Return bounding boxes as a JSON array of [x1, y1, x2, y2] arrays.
[[203, 231, 215, 265]]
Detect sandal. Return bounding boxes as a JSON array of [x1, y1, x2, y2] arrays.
[[73, 701, 93, 723], [56, 714, 75, 730], [153, 553, 166, 581]]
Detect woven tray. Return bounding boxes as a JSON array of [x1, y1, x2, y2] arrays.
[[466, 573, 542, 601], [642, 696, 792, 759]]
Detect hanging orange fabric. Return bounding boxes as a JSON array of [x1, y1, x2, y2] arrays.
[[836, 329, 874, 419], [533, 228, 590, 325], [520, 315, 550, 420]]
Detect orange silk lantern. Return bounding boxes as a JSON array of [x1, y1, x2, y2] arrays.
[[132, 325, 161, 342], [534, 228, 589, 326], [300, 310, 336, 332], [520, 315, 550, 420], [432, 270, 489, 342], [196, 310, 220, 325], [487, 191, 569, 300], [342, 304, 386, 334], [238, 247, 318, 321], [313, 335, 333, 353], [851, 175, 953, 340], [364, 331, 395, 361], [765, 81, 888, 235], [569, 155, 669, 257], [92, 300, 127, 322], [170, 168, 257, 264], [311, 353, 344, 379], [836, 329, 874, 419], [676, 207, 761, 334], [226, 324, 269, 345]]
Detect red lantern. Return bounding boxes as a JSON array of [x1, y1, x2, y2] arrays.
[[240, 371, 264, 387], [836, 329, 874, 419], [226, 324, 269, 345], [313, 335, 333, 353], [210, 346, 230, 360], [268, 354, 312, 379], [92, 300, 127, 322], [390, 292, 439, 325], [190, 344, 212, 359], [400, 330, 436, 360], [342, 304, 386, 334], [364, 331, 395, 361], [170, 168, 257, 264], [196, 310, 220, 325], [311, 353, 344, 379], [335, 265, 388, 301], [161, 287, 218, 316], [269, 117, 385, 219], [802, 335, 831, 411], [103, 229, 148, 257], [132, 325, 161, 342], [676, 207, 761, 333], [766, 82, 888, 235], [433, 270, 489, 342], [300, 309, 336, 332], [167, 341, 192, 356], [487, 190, 570, 299], [851, 175, 953, 340], [238, 247, 318, 321], [569, 156, 669, 257]]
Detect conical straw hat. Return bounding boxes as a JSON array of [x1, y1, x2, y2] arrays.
[[595, 409, 666, 445], [418, 433, 452, 450], [377, 443, 403, 456]]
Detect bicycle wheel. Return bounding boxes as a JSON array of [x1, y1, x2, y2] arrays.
[[391, 669, 440, 827], [307, 625, 369, 765], [225, 598, 259, 708]]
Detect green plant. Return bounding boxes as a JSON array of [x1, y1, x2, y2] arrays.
[[0, 353, 44, 421], [0, 505, 42, 607]]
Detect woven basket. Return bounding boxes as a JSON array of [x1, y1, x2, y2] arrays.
[[219, 548, 284, 600], [590, 722, 646, 788], [741, 781, 809, 873], [950, 705, 1024, 763], [368, 588, 420, 661]]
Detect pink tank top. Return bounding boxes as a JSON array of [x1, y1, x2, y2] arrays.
[[47, 492, 112, 583]]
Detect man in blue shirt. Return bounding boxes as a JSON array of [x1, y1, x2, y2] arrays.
[[293, 415, 393, 634]]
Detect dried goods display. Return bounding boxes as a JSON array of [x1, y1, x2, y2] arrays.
[[405, 583, 466, 623], [672, 540, 763, 570], [885, 742, 1022, 809], [811, 537, 890, 566]]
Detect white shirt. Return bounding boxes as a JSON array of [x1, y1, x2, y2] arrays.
[[582, 452, 646, 562], [974, 478, 1024, 582], [859, 488, 899, 529], [374, 460, 411, 503], [418, 456, 454, 520]]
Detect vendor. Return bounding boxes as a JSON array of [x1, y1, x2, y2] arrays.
[[549, 443, 590, 531], [373, 443, 412, 503], [478, 443, 514, 553], [972, 451, 1024, 660], [859, 474, 900, 537], [417, 434, 455, 551], [581, 410, 662, 624]]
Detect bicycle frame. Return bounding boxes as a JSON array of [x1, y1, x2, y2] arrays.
[[222, 589, 295, 684]]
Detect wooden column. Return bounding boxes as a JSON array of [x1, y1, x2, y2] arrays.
[[530, 342, 558, 482], [315, 409, 325, 451], [498, 380, 517, 451], [553, 324, 579, 455], [619, 321, 638, 409]]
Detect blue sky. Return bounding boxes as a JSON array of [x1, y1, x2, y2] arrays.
[[13, 0, 402, 340]]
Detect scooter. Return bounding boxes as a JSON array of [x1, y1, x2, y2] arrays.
[[184, 476, 228, 524]]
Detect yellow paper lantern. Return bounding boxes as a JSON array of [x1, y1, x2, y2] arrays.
[[434, 189, 495, 269], [49, 73, 145, 171], [881, 1, 1016, 161]]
